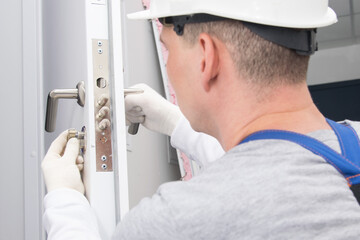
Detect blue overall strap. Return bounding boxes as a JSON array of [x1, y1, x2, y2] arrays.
[[326, 119, 360, 168], [240, 119, 360, 204]]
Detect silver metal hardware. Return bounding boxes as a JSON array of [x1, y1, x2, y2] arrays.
[[98, 119, 110, 130], [96, 77, 107, 88], [93, 39, 113, 172], [101, 155, 107, 161], [45, 81, 85, 132], [123, 88, 144, 135], [67, 127, 86, 154], [124, 88, 144, 95], [97, 94, 108, 107], [128, 123, 140, 135], [96, 106, 109, 120]]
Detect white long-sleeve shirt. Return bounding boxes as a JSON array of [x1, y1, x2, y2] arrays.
[[171, 115, 225, 166], [43, 188, 101, 240], [43, 117, 224, 239]]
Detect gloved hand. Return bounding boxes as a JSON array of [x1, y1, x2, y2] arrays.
[[125, 83, 182, 136], [42, 130, 85, 194]]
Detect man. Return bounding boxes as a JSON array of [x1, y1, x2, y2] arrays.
[[42, 0, 360, 239]]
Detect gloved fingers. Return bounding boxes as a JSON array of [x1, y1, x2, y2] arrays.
[[126, 115, 145, 124], [126, 118, 144, 126], [126, 111, 145, 119], [45, 130, 68, 159], [129, 83, 151, 92], [126, 106, 143, 115], [133, 83, 163, 99], [125, 104, 144, 126], [76, 155, 84, 165], [126, 108, 145, 119], [76, 155, 84, 171], [77, 163, 84, 171], [125, 94, 144, 112], [62, 138, 80, 163], [126, 119, 131, 126], [125, 84, 161, 111], [47, 130, 68, 153]]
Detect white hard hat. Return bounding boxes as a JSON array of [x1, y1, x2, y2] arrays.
[[128, 0, 337, 29]]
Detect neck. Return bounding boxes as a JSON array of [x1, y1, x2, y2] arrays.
[[216, 83, 331, 151]]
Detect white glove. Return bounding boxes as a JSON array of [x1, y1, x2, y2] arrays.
[[42, 131, 85, 194], [125, 83, 182, 136]]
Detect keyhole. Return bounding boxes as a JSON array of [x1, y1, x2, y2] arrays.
[[96, 77, 107, 88]]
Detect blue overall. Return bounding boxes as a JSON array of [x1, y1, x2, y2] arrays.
[[240, 119, 360, 204]]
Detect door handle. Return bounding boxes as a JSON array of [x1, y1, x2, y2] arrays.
[[128, 123, 140, 135], [124, 88, 144, 135], [45, 81, 86, 132]]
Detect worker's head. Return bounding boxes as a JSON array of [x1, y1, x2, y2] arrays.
[[171, 19, 311, 87], [128, 0, 337, 135]]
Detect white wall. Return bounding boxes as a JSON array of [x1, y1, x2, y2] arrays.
[[0, 0, 25, 239], [308, 43, 360, 85], [308, 0, 360, 85]]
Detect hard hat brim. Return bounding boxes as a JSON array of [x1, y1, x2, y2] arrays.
[[127, 7, 337, 29], [127, 10, 153, 20]]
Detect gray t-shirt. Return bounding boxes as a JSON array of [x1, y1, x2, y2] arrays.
[[113, 121, 360, 239]]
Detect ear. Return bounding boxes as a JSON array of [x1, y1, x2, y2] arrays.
[[198, 33, 220, 92]]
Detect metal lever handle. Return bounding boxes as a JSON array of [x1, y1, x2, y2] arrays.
[[124, 88, 144, 135], [128, 123, 140, 135], [45, 81, 86, 132]]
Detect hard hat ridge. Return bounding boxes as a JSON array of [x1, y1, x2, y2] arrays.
[[128, 0, 338, 55], [128, 0, 337, 29], [159, 13, 319, 56]]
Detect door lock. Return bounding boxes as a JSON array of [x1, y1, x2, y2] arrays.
[[67, 127, 86, 154], [93, 39, 113, 172], [45, 81, 85, 132]]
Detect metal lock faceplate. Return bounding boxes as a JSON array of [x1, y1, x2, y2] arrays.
[[93, 39, 113, 172]]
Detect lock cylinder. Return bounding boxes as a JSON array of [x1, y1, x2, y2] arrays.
[[67, 128, 86, 154]]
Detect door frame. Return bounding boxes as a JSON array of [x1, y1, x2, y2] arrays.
[[22, 0, 45, 239]]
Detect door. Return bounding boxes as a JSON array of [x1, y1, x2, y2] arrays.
[[42, 0, 181, 239], [43, 0, 128, 238]]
